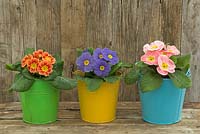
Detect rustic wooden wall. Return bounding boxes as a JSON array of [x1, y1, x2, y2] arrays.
[[0, 0, 199, 103]]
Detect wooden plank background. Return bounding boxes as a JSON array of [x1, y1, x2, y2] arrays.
[[0, 0, 199, 103]]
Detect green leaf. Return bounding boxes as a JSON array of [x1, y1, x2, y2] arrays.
[[5, 61, 22, 72], [169, 70, 192, 88], [75, 75, 84, 80], [51, 76, 77, 90], [53, 61, 64, 75], [135, 61, 148, 68], [43, 61, 64, 81], [9, 74, 34, 92], [140, 71, 163, 92], [54, 54, 61, 62], [43, 71, 58, 81], [22, 69, 35, 80], [77, 48, 83, 57], [124, 69, 139, 85], [87, 48, 94, 55], [83, 78, 103, 91], [183, 64, 190, 74], [109, 62, 123, 75], [24, 48, 35, 55], [139, 65, 155, 75], [104, 76, 120, 83], [170, 56, 177, 64], [176, 54, 191, 69], [14, 73, 22, 82]]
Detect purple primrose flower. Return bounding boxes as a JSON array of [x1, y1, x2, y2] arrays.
[[93, 48, 104, 60], [94, 60, 111, 77], [102, 48, 119, 65], [76, 52, 94, 72]]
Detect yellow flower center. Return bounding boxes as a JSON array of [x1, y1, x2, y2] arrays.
[[99, 54, 103, 59], [161, 62, 168, 70], [100, 65, 105, 71], [45, 56, 51, 61], [39, 54, 42, 57], [162, 52, 167, 55], [108, 54, 113, 59], [147, 56, 155, 62], [41, 65, 48, 72], [30, 63, 37, 69], [151, 45, 158, 49], [84, 60, 89, 66]]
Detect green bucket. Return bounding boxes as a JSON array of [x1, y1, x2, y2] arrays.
[[19, 79, 59, 124]]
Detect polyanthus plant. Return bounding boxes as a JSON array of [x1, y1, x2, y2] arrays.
[[6, 48, 76, 92], [125, 40, 192, 92], [74, 48, 132, 91]]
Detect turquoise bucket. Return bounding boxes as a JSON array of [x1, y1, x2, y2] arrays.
[[139, 71, 190, 124]]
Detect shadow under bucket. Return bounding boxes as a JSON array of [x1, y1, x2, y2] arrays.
[[139, 78, 186, 124]]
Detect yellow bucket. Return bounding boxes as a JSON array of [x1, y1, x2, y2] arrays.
[[78, 80, 120, 123]]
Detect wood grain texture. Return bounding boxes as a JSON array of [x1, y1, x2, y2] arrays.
[[36, 0, 61, 55], [61, 0, 86, 101], [0, 0, 200, 102], [0, 0, 37, 102], [182, 0, 200, 102], [10, 0, 37, 102], [0, 0, 13, 103], [0, 102, 200, 134], [161, 0, 182, 49]]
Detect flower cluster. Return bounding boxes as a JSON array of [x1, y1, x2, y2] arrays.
[[21, 49, 56, 76], [141, 40, 180, 76], [76, 48, 119, 77]]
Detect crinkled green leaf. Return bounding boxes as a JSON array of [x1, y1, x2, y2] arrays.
[[135, 61, 148, 68], [22, 69, 35, 80], [169, 70, 192, 88], [109, 62, 132, 75], [140, 71, 163, 92], [54, 54, 61, 62], [140, 65, 155, 75], [75, 75, 84, 80], [14, 73, 22, 82], [53, 61, 64, 75], [24, 48, 35, 55], [43, 61, 64, 81], [51, 76, 77, 90], [176, 54, 191, 69], [87, 48, 94, 55], [77, 48, 83, 57], [5, 61, 22, 72], [83, 78, 103, 91], [109, 62, 123, 75], [124, 69, 139, 85], [182, 64, 190, 74], [104, 76, 120, 83], [9, 74, 34, 92], [170, 56, 177, 64], [43, 71, 58, 81]]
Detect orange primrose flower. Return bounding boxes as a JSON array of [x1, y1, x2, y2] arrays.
[[21, 54, 33, 68], [27, 58, 39, 73], [33, 49, 44, 59], [37, 60, 53, 76], [42, 52, 56, 64]]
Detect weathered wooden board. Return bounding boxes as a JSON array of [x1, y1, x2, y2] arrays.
[[0, 0, 13, 103], [61, 0, 86, 101], [0, 0, 199, 102], [182, 0, 200, 102], [0, 102, 200, 134], [0, 0, 37, 102]]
